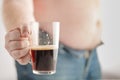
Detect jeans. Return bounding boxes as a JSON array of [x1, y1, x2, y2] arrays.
[[15, 44, 101, 80]]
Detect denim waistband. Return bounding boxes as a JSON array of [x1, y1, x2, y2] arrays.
[[58, 41, 103, 58], [59, 43, 91, 58]]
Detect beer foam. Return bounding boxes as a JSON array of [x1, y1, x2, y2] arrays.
[[31, 45, 58, 50]]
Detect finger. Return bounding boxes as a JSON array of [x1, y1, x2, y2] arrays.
[[8, 40, 29, 51], [10, 47, 29, 59], [5, 44, 11, 54], [5, 37, 28, 54], [5, 28, 21, 42], [16, 53, 31, 65], [19, 24, 31, 38]]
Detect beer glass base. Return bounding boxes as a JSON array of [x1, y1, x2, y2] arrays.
[[33, 70, 56, 75]]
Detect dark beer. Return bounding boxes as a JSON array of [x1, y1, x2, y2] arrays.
[[31, 45, 57, 72]]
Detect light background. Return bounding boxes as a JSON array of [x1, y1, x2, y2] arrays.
[[0, 0, 120, 79]]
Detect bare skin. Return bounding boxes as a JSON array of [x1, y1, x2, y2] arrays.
[[34, 0, 102, 49], [3, 0, 101, 65]]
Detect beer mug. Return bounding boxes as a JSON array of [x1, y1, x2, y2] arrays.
[[30, 22, 60, 75]]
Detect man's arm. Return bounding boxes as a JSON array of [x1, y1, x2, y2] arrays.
[[2, 0, 35, 31], [3, 0, 35, 65]]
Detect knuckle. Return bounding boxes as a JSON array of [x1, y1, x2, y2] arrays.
[[5, 32, 10, 39], [5, 34, 8, 39], [5, 32, 11, 41]]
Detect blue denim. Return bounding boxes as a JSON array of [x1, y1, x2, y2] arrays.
[[15, 44, 101, 80]]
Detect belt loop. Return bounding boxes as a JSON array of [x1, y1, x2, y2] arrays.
[[84, 51, 91, 59]]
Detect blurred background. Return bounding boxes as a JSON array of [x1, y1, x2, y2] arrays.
[[0, 0, 120, 80]]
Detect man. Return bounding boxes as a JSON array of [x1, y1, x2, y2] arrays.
[[3, 0, 102, 80]]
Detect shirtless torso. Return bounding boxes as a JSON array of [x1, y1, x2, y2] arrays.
[[34, 0, 102, 50]]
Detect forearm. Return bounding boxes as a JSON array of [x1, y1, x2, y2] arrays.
[[2, 0, 35, 31]]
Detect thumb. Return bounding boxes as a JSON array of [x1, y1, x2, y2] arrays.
[[20, 24, 31, 37]]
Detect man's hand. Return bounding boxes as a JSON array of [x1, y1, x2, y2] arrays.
[[5, 25, 31, 65]]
